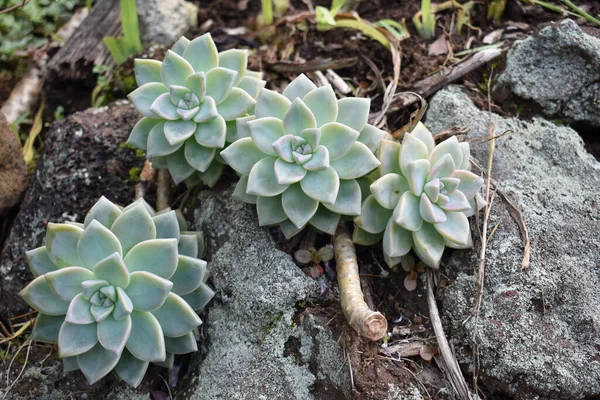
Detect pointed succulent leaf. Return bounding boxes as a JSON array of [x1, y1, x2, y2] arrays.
[[65, 293, 95, 324], [152, 210, 180, 240], [412, 223, 445, 268], [124, 271, 173, 312], [77, 220, 123, 270], [322, 179, 362, 216], [169, 85, 191, 104], [352, 227, 383, 246], [400, 133, 429, 177], [20, 276, 69, 315], [115, 349, 149, 388], [122, 198, 156, 216], [354, 195, 392, 234], [274, 158, 307, 185], [255, 89, 291, 119], [183, 33, 219, 73], [383, 220, 413, 257], [164, 119, 197, 145], [91, 304, 114, 322], [63, 356, 79, 372], [26, 247, 57, 277], [336, 97, 370, 132], [433, 211, 470, 246], [216, 87, 255, 120], [370, 173, 408, 210], [126, 310, 166, 362], [81, 279, 109, 299], [424, 179, 440, 202], [405, 159, 430, 196], [279, 219, 305, 239], [167, 148, 196, 184], [229, 115, 254, 142], [205, 67, 238, 104], [77, 343, 121, 384], [181, 283, 214, 311], [165, 331, 198, 354], [147, 121, 183, 157], [358, 124, 387, 153], [161, 50, 194, 87], [439, 190, 471, 212], [458, 142, 471, 170], [192, 97, 217, 123], [84, 196, 122, 229], [124, 238, 178, 279], [152, 293, 202, 337], [428, 153, 456, 181], [153, 352, 174, 369], [237, 76, 266, 98], [440, 177, 460, 194], [299, 128, 320, 149], [98, 315, 132, 355], [128, 83, 168, 117], [302, 84, 338, 126], [171, 36, 190, 55], [445, 232, 473, 249], [255, 195, 287, 226], [220, 137, 266, 175], [46, 267, 94, 301], [148, 92, 179, 120], [114, 287, 134, 320], [198, 160, 224, 187], [300, 168, 340, 204], [292, 152, 311, 164], [111, 203, 156, 254], [46, 223, 83, 268], [247, 157, 290, 196], [134, 59, 162, 85], [429, 136, 463, 170], [31, 314, 63, 343], [93, 253, 130, 288], [420, 194, 447, 224], [272, 134, 294, 162], [330, 142, 380, 179], [454, 170, 484, 199], [319, 122, 359, 160], [282, 98, 316, 136], [218, 49, 248, 83], [282, 74, 317, 101], [184, 138, 216, 173], [100, 285, 116, 301], [193, 115, 227, 148], [128, 117, 159, 150], [58, 322, 98, 357], [308, 206, 340, 235], [282, 183, 319, 228], [170, 255, 206, 295], [393, 191, 423, 231], [185, 72, 206, 99], [248, 117, 284, 156], [178, 234, 198, 258], [378, 140, 402, 176], [302, 145, 329, 171], [411, 122, 435, 153]]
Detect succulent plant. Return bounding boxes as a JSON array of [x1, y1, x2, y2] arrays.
[[127, 33, 266, 187], [221, 74, 386, 238], [19, 197, 214, 387], [354, 122, 485, 268]]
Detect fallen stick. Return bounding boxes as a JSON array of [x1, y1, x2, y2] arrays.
[[334, 224, 387, 341], [268, 57, 357, 73], [156, 169, 171, 212]]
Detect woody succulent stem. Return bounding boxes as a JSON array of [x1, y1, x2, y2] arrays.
[[334, 224, 387, 341]]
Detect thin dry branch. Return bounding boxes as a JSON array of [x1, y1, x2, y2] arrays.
[[334, 224, 387, 341], [371, 38, 401, 126], [497, 190, 531, 269], [0, 0, 31, 15], [156, 169, 171, 212]]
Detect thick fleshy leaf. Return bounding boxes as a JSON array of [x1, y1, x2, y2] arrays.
[[29, 313, 63, 344], [434, 211, 470, 246], [445, 232, 473, 249], [152, 210, 180, 241], [412, 223, 445, 268], [336, 97, 370, 132], [393, 191, 423, 231], [178, 234, 199, 258], [279, 219, 305, 239], [299, 128, 320, 150], [330, 142, 380, 179], [248, 117, 284, 156], [147, 121, 184, 157], [169, 85, 191, 105], [405, 159, 430, 196], [221, 138, 266, 176], [420, 194, 447, 224], [58, 322, 98, 357], [454, 170, 484, 199], [100, 286, 116, 301], [161, 50, 195, 87], [370, 173, 408, 210], [126, 310, 166, 362], [98, 315, 132, 355], [152, 293, 202, 337], [148, 92, 179, 120], [354, 195, 392, 234], [134, 59, 162, 85], [65, 293, 95, 324], [282, 98, 316, 136], [170, 255, 206, 295], [255, 89, 291, 119], [171, 36, 190, 55], [302, 84, 337, 126], [77, 220, 123, 270], [319, 122, 359, 160], [247, 157, 290, 196], [92, 253, 129, 288], [440, 177, 460, 194], [424, 179, 440, 203], [282, 74, 317, 101], [411, 122, 435, 153], [20, 276, 69, 315], [84, 196, 122, 229], [218, 49, 247, 83], [293, 152, 311, 164], [198, 160, 224, 187], [300, 168, 339, 204], [183, 33, 219, 73], [153, 352, 174, 369], [26, 246, 57, 277], [237, 76, 266, 98], [193, 97, 217, 123], [439, 190, 471, 212], [272, 134, 294, 162], [167, 148, 196, 184], [459, 142, 471, 170], [115, 349, 149, 388], [282, 183, 319, 228], [274, 159, 307, 185], [383, 220, 412, 258], [302, 145, 329, 171], [308, 206, 340, 235], [91, 305, 114, 322], [229, 115, 254, 142], [46, 267, 94, 301], [124, 239, 178, 279], [129, 83, 168, 117], [358, 124, 387, 153], [429, 136, 463, 170], [400, 133, 429, 177], [185, 72, 206, 100], [111, 203, 156, 254], [63, 356, 79, 372], [194, 115, 227, 148], [323, 179, 362, 216], [164, 120, 196, 145], [352, 227, 383, 246], [114, 287, 134, 321], [45, 223, 83, 268], [179, 104, 200, 122], [181, 283, 214, 311], [165, 331, 198, 354], [122, 197, 156, 216], [77, 343, 121, 384], [378, 140, 402, 176], [128, 117, 159, 150], [124, 271, 172, 312], [205, 67, 238, 104], [184, 139, 216, 173], [217, 87, 255, 120], [81, 279, 108, 299], [255, 195, 287, 226], [428, 153, 456, 181]]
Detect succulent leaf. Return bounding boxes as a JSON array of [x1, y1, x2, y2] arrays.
[[58, 322, 98, 358], [46, 223, 83, 268], [134, 59, 162, 86], [302, 85, 338, 126], [300, 168, 339, 204], [126, 310, 166, 362], [308, 206, 340, 235], [20, 276, 70, 315], [65, 294, 95, 325], [319, 122, 359, 160], [336, 97, 370, 132], [77, 343, 121, 384], [128, 117, 159, 150], [26, 247, 57, 277], [220, 137, 265, 175], [128, 83, 168, 118], [152, 293, 202, 337], [282, 183, 319, 228], [115, 349, 149, 388], [329, 142, 380, 179], [165, 331, 198, 354], [256, 195, 288, 226], [77, 221, 123, 270], [182, 33, 219, 73], [247, 157, 290, 196], [383, 220, 413, 257], [97, 315, 132, 355], [282, 73, 317, 101], [46, 267, 95, 302], [322, 179, 362, 216], [181, 283, 215, 311], [255, 89, 291, 119], [217, 49, 248, 84], [169, 256, 206, 296], [31, 314, 64, 343], [84, 196, 122, 229], [111, 203, 157, 254]]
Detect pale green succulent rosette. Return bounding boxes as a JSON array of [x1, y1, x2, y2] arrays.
[[127, 33, 266, 187], [354, 122, 485, 268], [221, 74, 386, 238], [19, 197, 214, 387]]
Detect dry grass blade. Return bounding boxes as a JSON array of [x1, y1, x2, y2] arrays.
[[2, 339, 32, 400], [371, 36, 401, 127], [21, 97, 46, 173], [0, 319, 33, 344], [269, 57, 357, 73], [497, 190, 531, 269], [390, 93, 428, 140]]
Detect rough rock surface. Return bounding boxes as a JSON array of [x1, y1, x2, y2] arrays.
[[497, 19, 600, 127], [136, 0, 198, 46], [0, 111, 28, 216], [426, 86, 600, 399], [176, 182, 351, 399], [0, 101, 144, 320]]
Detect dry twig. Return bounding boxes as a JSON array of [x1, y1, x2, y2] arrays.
[[156, 169, 171, 212], [0, 0, 31, 15]]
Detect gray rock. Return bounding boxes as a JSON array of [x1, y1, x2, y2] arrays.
[[0, 111, 27, 216], [497, 19, 600, 127], [136, 0, 198, 46], [425, 86, 600, 399], [176, 182, 351, 399]]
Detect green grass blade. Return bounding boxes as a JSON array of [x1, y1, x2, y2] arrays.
[[261, 0, 273, 25], [103, 36, 128, 65], [120, 0, 142, 54]]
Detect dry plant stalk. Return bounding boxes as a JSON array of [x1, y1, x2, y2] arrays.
[[333, 224, 387, 341], [156, 169, 171, 212]]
